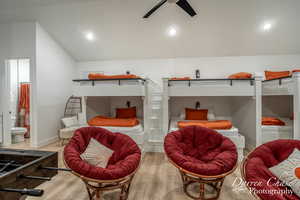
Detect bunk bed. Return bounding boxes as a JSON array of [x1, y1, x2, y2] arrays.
[[163, 75, 263, 161], [261, 72, 300, 142], [72, 76, 149, 149], [261, 117, 293, 143]]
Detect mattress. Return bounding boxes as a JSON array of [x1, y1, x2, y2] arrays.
[[94, 123, 144, 135], [170, 118, 239, 137], [262, 118, 293, 143], [88, 119, 144, 145], [262, 117, 293, 132]]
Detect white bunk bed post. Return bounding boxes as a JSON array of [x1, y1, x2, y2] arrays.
[[81, 96, 88, 123], [293, 72, 300, 139], [254, 73, 263, 147], [162, 78, 169, 137], [143, 78, 149, 149]]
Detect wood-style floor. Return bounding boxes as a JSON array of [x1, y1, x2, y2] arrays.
[[9, 140, 255, 200]]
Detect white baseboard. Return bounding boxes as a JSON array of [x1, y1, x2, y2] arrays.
[[37, 135, 59, 148]]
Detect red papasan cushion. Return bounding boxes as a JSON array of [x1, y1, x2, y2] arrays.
[[244, 139, 300, 200], [164, 126, 238, 176], [64, 127, 141, 180]]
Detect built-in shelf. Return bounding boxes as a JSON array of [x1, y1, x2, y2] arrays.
[[73, 78, 146, 86], [262, 76, 292, 85], [168, 78, 254, 87]]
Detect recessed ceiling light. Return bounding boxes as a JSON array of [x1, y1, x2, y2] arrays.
[[262, 22, 273, 31], [85, 31, 95, 41], [167, 27, 177, 37]]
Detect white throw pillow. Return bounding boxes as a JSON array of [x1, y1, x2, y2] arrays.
[[62, 116, 78, 128], [80, 138, 114, 168], [269, 148, 300, 197]]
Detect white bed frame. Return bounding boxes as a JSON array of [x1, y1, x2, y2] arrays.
[[262, 72, 300, 140], [162, 74, 264, 157], [72, 78, 150, 150], [73, 78, 146, 96]]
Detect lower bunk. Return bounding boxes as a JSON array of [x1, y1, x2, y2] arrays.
[[88, 116, 145, 148], [169, 117, 245, 161], [261, 117, 293, 144], [60, 114, 145, 150]]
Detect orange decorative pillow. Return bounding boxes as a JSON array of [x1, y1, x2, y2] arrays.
[[228, 72, 252, 79], [264, 71, 291, 80], [185, 108, 208, 120], [116, 107, 137, 119], [295, 167, 300, 179]]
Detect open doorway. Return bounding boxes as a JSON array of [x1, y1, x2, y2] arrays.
[[2, 59, 31, 147]]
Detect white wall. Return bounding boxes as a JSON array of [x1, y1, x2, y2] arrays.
[[169, 97, 233, 119], [86, 96, 143, 120], [77, 54, 300, 86], [262, 96, 293, 117], [231, 97, 257, 149], [0, 22, 36, 146], [35, 23, 76, 147]]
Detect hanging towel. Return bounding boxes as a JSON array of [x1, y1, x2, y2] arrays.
[[18, 83, 30, 138]]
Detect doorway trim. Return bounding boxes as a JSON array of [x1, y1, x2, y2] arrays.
[[2, 58, 36, 147]]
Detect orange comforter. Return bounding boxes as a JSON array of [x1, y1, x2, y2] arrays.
[[177, 120, 233, 130], [262, 117, 285, 126], [88, 73, 140, 80], [88, 116, 139, 127], [170, 77, 191, 80]]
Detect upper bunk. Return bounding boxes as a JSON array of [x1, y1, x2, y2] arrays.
[[72, 78, 147, 96], [262, 76, 294, 96], [164, 78, 257, 97]]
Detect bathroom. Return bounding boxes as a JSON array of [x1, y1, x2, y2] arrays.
[[8, 59, 31, 144]]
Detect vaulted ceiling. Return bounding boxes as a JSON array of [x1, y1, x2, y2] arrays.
[[0, 0, 300, 61]]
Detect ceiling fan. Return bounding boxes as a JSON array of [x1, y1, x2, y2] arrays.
[[143, 0, 197, 18]]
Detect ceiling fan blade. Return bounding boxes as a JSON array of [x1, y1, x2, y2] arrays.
[[176, 0, 197, 17], [143, 0, 168, 18]]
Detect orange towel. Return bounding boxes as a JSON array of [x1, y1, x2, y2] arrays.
[[88, 73, 140, 80], [170, 77, 191, 80], [88, 116, 139, 127], [262, 117, 285, 126], [18, 83, 30, 114], [265, 71, 291, 81], [228, 72, 252, 79], [18, 83, 30, 138], [177, 120, 233, 130]]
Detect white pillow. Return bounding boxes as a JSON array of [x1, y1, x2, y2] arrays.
[[179, 108, 216, 120], [269, 148, 300, 197], [80, 138, 114, 168], [62, 116, 78, 128]]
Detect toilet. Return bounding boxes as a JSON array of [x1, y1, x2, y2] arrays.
[[10, 116, 27, 143], [11, 127, 27, 143]]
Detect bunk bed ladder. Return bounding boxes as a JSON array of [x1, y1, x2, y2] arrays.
[[147, 80, 163, 152], [64, 96, 82, 117]]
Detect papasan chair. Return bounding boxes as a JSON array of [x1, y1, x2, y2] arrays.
[[64, 127, 141, 200], [164, 126, 238, 200], [241, 139, 300, 200]]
